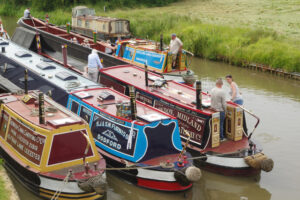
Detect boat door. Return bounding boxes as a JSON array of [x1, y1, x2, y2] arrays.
[[118, 42, 128, 57]]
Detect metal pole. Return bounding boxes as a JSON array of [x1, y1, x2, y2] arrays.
[[160, 34, 163, 51], [24, 69, 28, 95], [145, 64, 149, 87], [129, 86, 137, 120], [39, 93, 45, 124], [62, 44, 68, 68], [196, 80, 202, 110]]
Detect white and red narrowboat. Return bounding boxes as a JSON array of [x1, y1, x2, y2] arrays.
[[0, 91, 106, 200], [67, 87, 201, 191], [98, 65, 274, 176]]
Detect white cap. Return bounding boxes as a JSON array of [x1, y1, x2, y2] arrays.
[[92, 49, 98, 54]]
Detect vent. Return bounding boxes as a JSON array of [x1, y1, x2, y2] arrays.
[[15, 51, 32, 58], [98, 91, 115, 101], [55, 71, 78, 81], [41, 57, 53, 62], [36, 62, 56, 70]]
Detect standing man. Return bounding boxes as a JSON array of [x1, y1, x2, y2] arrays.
[[24, 8, 31, 18], [225, 74, 243, 105], [169, 33, 183, 69], [87, 49, 103, 82], [210, 78, 227, 141]]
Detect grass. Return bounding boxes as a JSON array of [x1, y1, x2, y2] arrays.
[[0, 163, 10, 200], [1, 0, 300, 72]]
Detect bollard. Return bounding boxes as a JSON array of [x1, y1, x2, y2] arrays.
[[39, 93, 45, 124], [196, 80, 202, 110], [129, 86, 137, 120], [145, 64, 149, 87]]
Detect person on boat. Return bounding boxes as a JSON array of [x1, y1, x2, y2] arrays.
[[82, 39, 90, 48], [105, 40, 113, 55], [72, 37, 79, 44], [225, 75, 243, 105], [115, 36, 121, 45], [211, 78, 227, 141], [24, 8, 31, 18], [169, 33, 183, 69], [87, 49, 103, 82]]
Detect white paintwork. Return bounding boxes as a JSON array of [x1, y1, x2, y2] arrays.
[[137, 168, 176, 182], [40, 176, 85, 193], [206, 155, 249, 168]]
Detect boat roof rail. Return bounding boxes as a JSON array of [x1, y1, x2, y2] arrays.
[[15, 51, 32, 58], [36, 62, 56, 70], [55, 71, 78, 81]]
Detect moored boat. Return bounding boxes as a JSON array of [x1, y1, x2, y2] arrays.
[[98, 65, 274, 176], [0, 91, 106, 200], [67, 87, 201, 191]]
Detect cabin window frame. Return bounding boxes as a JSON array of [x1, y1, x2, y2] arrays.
[[79, 105, 93, 124], [70, 100, 80, 115], [85, 20, 90, 28], [77, 19, 82, 27]]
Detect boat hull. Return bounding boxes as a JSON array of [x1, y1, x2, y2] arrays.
[[0, 146, 103, 200], [99, 148, 192, 192]]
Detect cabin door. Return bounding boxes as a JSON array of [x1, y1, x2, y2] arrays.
[[118, 42, 128, 57]]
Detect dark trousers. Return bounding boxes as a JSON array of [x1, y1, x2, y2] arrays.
[[220, 111, 225, 139]]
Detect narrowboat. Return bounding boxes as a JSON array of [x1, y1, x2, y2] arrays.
[[17, 17, 194, 79], [98, 65, 274, 176], [67, 87, 201, 191], [0, 36, 201, 191], [71, 6, 131, 41], [0, 36, 99, 107], [16, 17, 127, 71], [0, 91, 106, 200]]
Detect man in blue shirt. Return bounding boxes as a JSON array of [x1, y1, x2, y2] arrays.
[[87, 49, 103, 82]]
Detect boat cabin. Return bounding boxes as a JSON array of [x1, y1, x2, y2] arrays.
[[0, 91, 100, 173], [116, 39, 189, 74], [72, 6, 130, 41], [67, 87, 183, 163]]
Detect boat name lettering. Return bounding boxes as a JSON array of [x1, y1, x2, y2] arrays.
[[136, 92, 153, 105]]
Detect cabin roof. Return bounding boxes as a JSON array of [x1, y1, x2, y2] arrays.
[[0, 91, 83, 130], [71, 87, 175, 124], [101, 65, 214, 115], [120, 39, 161, 51], [0, 38, 99, 92], [77, 15, 129, 22]]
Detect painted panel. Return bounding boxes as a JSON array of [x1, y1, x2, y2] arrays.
[[123, 46, 135, 61], [133, 49, 166, 71], [48, 130, 93, 165], [6, 117, 46, 165], [92, 113, 138, 157], [0, 111, 9, 139]]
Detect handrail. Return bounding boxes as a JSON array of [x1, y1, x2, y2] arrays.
[[81, 131, 91, 164], [236, 104, 260, 140]]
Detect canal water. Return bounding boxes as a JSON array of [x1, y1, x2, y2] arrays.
[[1, 16, 300, 200]]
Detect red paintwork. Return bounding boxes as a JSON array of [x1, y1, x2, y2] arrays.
[[48, 130, 94, 165], [137, 178, 192, 191]]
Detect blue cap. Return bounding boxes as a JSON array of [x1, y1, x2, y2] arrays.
[[171, 33, 176, 37]]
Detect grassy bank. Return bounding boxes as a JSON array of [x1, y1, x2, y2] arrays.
[[1, 0, 300, 72], [0, 163, 11, 200]]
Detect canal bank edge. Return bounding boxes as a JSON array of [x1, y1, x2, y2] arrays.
[[0, 165, 20, 200]]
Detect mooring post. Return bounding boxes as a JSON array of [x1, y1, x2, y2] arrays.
[[160, 34, 163, 51], [66, 22, 70, 34], [196, 80, 202, 110], [39, 92, 45, 124], [93, 30, 97, 43], [129, 86, 137, 120], [145, 64, 149, 87], [24, 69, 28, 95], [62, 44, 68, 68]]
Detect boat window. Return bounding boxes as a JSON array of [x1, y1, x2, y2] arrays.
[[15, 51, 32, 58], [71, 100, 79, 114], [85, 21, 89, 28], [80, 106, 92, 123], [78, 19, 82, 27], [36, 62, 56, 70], [103, 24, 106, 31], [0, 63, 15, 73], [55, 71, 78, 81]]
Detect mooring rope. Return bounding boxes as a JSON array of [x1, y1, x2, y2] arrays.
[[51, 170, 72, 200]]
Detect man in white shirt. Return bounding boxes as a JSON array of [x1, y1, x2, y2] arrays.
[[169, 33, 183, 68], [24, 8, 31, 18], [87, 49, 103, 82], [210, 78, 227, 141]]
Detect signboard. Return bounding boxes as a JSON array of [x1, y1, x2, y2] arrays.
[[6, 118, 46, 165], [133, 49, 165, 70], [92, 113, 138, 156], [154, 100, 207, 145]]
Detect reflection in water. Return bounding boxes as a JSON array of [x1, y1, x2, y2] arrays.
[[2, 17, 299, 200]]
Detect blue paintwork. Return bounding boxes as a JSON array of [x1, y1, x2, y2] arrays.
[[67, 94, 182, 163]]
